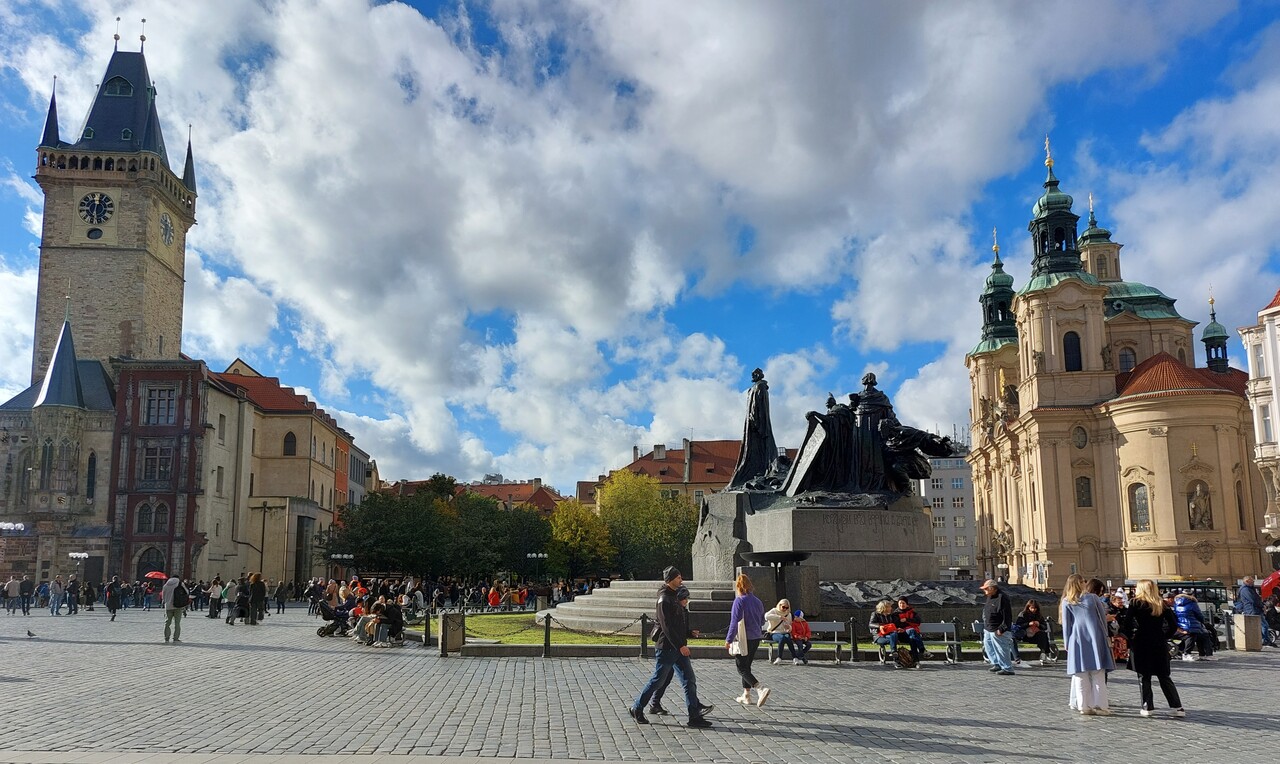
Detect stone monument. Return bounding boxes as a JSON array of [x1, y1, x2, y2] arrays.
[[694, 371, 953, 610]]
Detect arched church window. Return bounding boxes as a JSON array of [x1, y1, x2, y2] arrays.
[[1040, 231, 1049, 254], [1128, 484, 1151, 533], [1063, 332, 1083, 372], [104, 76, 133, 96], [1118, 348, 1136, 372], [1075, 476, 1093, 507], [1097, 257, 1109, 279], [105, 158, 114, 171], [153, 503, 170, 534], [86, 452, 97, 499], [39, 439, 53, 490], [52, 438, 74, 492], [283, 432, 297, 456], [136, 503, 154, 534], [1236, 480, 1246, 531], [1055, 227, 1066, 250]]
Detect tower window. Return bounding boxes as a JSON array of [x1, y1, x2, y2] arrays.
[[1097, 257, 1109, 279], [1075, 476, 1093, 507], [1118, 348, 1137, 372], [86, 452, 96, 499], [104, 77, 133, 97], [121, 128, 133, 141], [1063, 331, 1083, 372], [144, 386, 177, 425], [283, 432, 297, 456]]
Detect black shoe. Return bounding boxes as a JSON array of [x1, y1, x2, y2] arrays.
[[686, 716, 712, 729], [998, 669, 1015, 675], [627, 707, 649, 725], [696, 703, 713, 715], [647, 704, 669, 715]]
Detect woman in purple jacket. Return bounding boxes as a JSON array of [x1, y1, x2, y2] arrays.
[[726, 573, 770, 707]]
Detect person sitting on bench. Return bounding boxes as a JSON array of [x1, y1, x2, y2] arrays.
[[790, 609, 812, 665], [1012, 599, 1055, 664], [764, 599, 799, 664], [870, 600, 901, 659], [892, 598, 927, 662]]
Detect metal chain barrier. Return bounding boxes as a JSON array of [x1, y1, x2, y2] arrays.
[[464, 617, 546, 639], [545, 613, 646, 638]]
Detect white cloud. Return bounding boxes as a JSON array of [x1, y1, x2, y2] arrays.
[[0, 259, 37, 402], [0, 0, 1245, 491]]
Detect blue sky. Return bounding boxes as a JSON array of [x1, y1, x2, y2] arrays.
[[2, 1, 1280, 492]]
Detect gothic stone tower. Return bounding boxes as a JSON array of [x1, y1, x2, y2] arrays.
[[32, 46, 197, 383]]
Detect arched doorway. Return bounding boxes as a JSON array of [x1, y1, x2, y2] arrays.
[[136, 547, 166, 580]]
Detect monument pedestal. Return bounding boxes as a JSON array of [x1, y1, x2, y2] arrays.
[[744, 496, 935, 581], [739, 564, 820, 616]]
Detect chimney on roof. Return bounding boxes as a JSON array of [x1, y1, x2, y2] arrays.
[[654, 444, 666, 460], [683, 438, 692, 483], [533, 477, 541, 490], [633, 445, 640, 462]]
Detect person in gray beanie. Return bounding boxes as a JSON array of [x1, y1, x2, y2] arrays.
[[628, 567, 712, 728]]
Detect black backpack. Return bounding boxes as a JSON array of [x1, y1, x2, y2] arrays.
[[170, 584, 190, 608], [895, 646, 918, 669]]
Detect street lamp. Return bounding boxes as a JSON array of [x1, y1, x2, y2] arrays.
[[0, 522, 26, 532], [330, 553, 354, 579], [996, 562, 1009, 584], [526, 552, 547, 581]]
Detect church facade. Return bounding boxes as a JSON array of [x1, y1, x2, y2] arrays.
[[965, 150, 1267, 589]]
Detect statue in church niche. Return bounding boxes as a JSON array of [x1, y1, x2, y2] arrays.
[[1000, 384, 1019, 419], [726, 368, 782, 491], [1187, 483, 1213, 530]]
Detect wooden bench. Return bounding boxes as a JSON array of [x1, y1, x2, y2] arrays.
[[765, 620, 851, 664], [876, 621, 962, 665]]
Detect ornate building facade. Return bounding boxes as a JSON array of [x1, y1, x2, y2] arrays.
[[965, 149, 1267, 588], [1239, 290, 1280, 570]]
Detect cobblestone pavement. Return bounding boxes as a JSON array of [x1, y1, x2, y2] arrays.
[[1, 607, 1278, 764]]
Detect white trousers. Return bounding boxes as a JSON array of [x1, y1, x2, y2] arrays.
[[1068, 670, 1108, 711]]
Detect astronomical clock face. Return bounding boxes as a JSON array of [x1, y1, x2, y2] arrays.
[[160, 212, 174, 246], [79, 192, 115, 224]]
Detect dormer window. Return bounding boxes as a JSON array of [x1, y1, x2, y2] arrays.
[[104, 76, 133, 97], [82, 127, 94, 140], [121, 128, 133, 141]]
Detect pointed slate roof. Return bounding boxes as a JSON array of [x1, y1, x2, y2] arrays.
[[35, 321, 85, 408], [68, 50, 169, 166], [182, 139, 197, 193], [40, 89, 61, 147]]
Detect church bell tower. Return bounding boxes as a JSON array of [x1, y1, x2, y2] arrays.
[[31, 41, 197, 383]]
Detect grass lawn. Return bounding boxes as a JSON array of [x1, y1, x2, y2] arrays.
[[413, 613, 989, 650]]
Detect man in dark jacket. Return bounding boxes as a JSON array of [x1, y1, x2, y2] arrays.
[[629, 567, 712, 728], [1237, 577, 1273, 646], [980, 579, 1016, 675]]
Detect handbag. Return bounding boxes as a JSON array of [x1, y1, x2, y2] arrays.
[[728, 619, 749, 656]]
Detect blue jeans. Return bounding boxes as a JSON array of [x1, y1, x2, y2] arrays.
[[66, 594, 79, 614], [771, 633, 799, 658], [634, 646, 700, 717], [50, 594, 62, 615], [983, 629, 1015, 670], [874, 633, 899, 653], [899, 628, 926, 657]]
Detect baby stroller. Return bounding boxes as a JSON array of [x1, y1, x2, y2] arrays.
[[316, 600, 352, 637]]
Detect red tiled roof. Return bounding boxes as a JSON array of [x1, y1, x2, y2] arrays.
[[210, 371, 349, 436], [626, 440, 741, 484], [1265, 288, 1280, 312], [1114, 352, 1246, 401], [462, 481, 563, 512]]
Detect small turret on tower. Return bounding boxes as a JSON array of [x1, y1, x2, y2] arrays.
[[1202, 295, 1230, 373]]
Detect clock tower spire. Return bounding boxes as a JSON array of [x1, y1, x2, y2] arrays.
[[32, 44, 196, 383]]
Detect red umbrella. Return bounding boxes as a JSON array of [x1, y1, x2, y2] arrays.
[[143, 571, 168, 580]]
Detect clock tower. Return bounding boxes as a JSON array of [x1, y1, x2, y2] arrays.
[[32, 45, 196, 383]]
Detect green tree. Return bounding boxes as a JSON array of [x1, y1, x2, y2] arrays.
[[549, 499, 613, 579], [597, 470, 696, 579]]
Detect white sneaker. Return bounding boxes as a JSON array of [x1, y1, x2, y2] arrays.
[[1172, 708, 1186, 718], [1181, 654, 1196, 662], [755, 687, 770, 707], [771, 657, 781, 664], [1140, 707, 1152, 717], [1080, 708, 1095, 716], [1091, 708, 1112, 716], [792, 658, 801, 665], [734, 692, 751, 705]]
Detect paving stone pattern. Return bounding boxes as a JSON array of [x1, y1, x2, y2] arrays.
[[1, 608, 1279, 763]]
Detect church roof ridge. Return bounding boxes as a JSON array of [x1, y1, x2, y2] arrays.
[[34, 321, 86, 409], [1114, 352, 1245, 400]]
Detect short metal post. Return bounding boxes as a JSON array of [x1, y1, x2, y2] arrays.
[[950, 617, 961, 662], [848, 616, 860, 662], [422, 611, 431, 648], [543, 615, 552, 658], [640, 614, 649, 659]]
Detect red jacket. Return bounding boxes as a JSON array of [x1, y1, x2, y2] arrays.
[[791, 619, 812, 640], [893, 606, 922, 631]]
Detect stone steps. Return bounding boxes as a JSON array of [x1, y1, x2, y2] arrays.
[[546, 579, 736, 636]]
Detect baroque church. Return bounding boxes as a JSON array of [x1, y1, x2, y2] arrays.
[[965, 146, 1267, 589], [0, 42, 368, 585]]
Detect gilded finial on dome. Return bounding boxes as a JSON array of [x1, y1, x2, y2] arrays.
[[1044, 135, 1053, 168], [1088, 191, 1094, 214], [992, 227, 999, 254]]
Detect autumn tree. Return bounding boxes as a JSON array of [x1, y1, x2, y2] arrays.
[[597, 470, 696, 579], [549, 499, 613, 579]]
